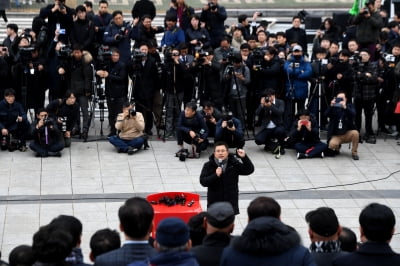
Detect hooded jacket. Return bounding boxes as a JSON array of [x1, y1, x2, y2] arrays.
[[220, 216, 316, 266]]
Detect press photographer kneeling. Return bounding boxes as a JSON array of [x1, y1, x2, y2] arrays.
[[29, 108, 64, 157], [215, 112, 245, 149], [108, 102, 146, 155]]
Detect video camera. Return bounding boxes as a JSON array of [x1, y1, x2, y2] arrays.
[[97, 45, 112, 70], [19, 46, 35, 64], [221, 48, 235, 63], [57, 44, 72, 58], [129, 108, 136, 117], [194, 47, 209, 64], [131, 48, 147, 64], [208, 2, 217, 10], [115, 26, 127, 41]]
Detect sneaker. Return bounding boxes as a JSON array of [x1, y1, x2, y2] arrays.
[[127, 147, 138, 155], [52, 151, 62, 157], [352, 154, 359, 160], [19, 145, 27, 152], [297, 152, 306, 159], [320, 152, 324, 158]]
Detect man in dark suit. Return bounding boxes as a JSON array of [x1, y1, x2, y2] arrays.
[[333, 203, 400, 266], [131, 43, 159, 135], [94, 197, 156, 266], [254, 88, 287, 155]]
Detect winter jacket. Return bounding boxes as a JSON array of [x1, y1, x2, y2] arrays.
[[354, 11, 383, 45], [191, 232, 232, 266], [115, 112, 145, 140], [284, 56, 312, 100], [200, 153, 254, 214], [220, 216, 316, 266], [325, 103, 357, 140], [0, 99, 27, 131], [129, 251, 199, 266]]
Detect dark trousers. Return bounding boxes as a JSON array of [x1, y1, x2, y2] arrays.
[[135, 96, 154, 132], [294, 142, 327, 157], [177, 129, 208, 152], [255, 126, 287, 146], [29, 141, 64, 156], [0, 10, 7, 22], [355, 98, 375, 135], [107, 97, 125, 134], [215, 131, 245, 149]]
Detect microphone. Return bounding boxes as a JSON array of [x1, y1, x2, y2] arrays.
[[218, 159, 223, 169]]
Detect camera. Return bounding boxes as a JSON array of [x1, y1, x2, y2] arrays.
[[208, 2, 217, 10], [57, 44, 72, 58], [1, 47, 7, 52], [130, 109, 136, 117], [115, 27, 126, 41], [300, 120, 308, 126], [59, 3, 65, 10], [384, 53, 396, 63], [226, 120, 234, 128], [131, 49, 147, 64], [1, 136, 8, 150], [264, 96, 270, 103], [204, 114, 212, 120], [334, 97, 343, 108], [43, 117, 53, 127]]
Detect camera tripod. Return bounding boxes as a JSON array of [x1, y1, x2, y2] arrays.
[[86, 64, 107, 142], [307, 76, 328, 134]]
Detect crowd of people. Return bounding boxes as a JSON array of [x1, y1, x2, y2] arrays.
[[0, 196, 398, 266], [0, 0, 400, 159]]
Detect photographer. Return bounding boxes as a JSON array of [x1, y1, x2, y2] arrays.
[[354, 49, 379, 143], [354, 0, 383, 61], [284, 45, 312, 128], [185, 14, 211, 55], [29, 108, 64, 157], [70, 5, 95, 54], [39, 0, 74, 45], [200, 101, 222, 139], [215, 113, 245, 149], [0, 89, 30, 152], [108, 102, 146, 155], [160, 14, 185, 48], [131, 43, 159, 136], [58, 44, 92, 140], [131, 15, 164, 49], [288, 109, 327, 159], [254, 89, 287, 155], [200, 0, 227, 49], [224, 54, 251, 128], [96, 48, 128, 137], [176, 101, 208, 158], [103, 11, 136, 64], [0, 46, 12, 98], [325, 92, 359, 160], [46, 90, 80, 147]]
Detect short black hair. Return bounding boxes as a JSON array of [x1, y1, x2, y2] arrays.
[[7, 23, 18, 33], [238, 14, 247, 23], [339, 227, 357, 252], [165, 14, 177, 22], [202, 101, 214, 108], [185, 101, 197, 112], [90, 228, 121, 258], [32, 224, 74, 264], [187, 212, 207, 247], [75, 5, 86, 13], [84, 1, 93, 8], [99, 0, 108, 5], [261, 88, 276, 97], [118, 197, 154, 238], [112, 10, 123, 18], [50, 215, 83, 247], [4, 88, 16, 97], [214, 141, 229, 151], [247, 196, 281, 220], [359, 203, 395, 242], [9, 245, 35, 266]]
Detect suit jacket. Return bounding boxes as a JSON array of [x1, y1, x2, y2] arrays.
[[255, 98, 285, 128], [94, 243, 156, 266], [332, 242, 400, 266]]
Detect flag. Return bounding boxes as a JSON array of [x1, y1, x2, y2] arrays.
[[349, 0, 366, 15]]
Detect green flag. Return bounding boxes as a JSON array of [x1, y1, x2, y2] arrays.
[[349, 0, 366, 15]]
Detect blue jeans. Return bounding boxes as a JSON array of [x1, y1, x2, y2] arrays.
[[108, 135, 144, 152]]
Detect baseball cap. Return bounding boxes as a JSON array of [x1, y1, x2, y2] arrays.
[[305, 207, 339, 237], [293, 45, 303, 52], [206, 202, 235, 228]]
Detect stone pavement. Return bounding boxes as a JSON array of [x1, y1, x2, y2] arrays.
[[0, 128, 400, 263]]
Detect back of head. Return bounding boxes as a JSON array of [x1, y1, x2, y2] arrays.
[[90, 228, 121, 259], [206, 202, 235, 231], [9, 245, 35, 266], [359, 203, 395, 242], [32, 224, 74, 264], [50, 215, 82, 247], [247, 196, 281, 221], [305, 207, 339, 238], [156, 217, 190, 250], [339, 227, 357, 252], [118, 197, 154, 239], [187, 212, 207, 247]]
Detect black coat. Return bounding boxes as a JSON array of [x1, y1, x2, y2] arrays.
[[332, 242, 400, 266], [325, 103, 357, 140], [105, 60, 128, 99], [191, 232, 232, 266], [132, 56, 159, 100], [200, 153, 254, 214], [46, 99, 80, 132]]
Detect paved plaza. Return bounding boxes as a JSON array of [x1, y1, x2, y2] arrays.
[[0, 130, 400, 262]]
